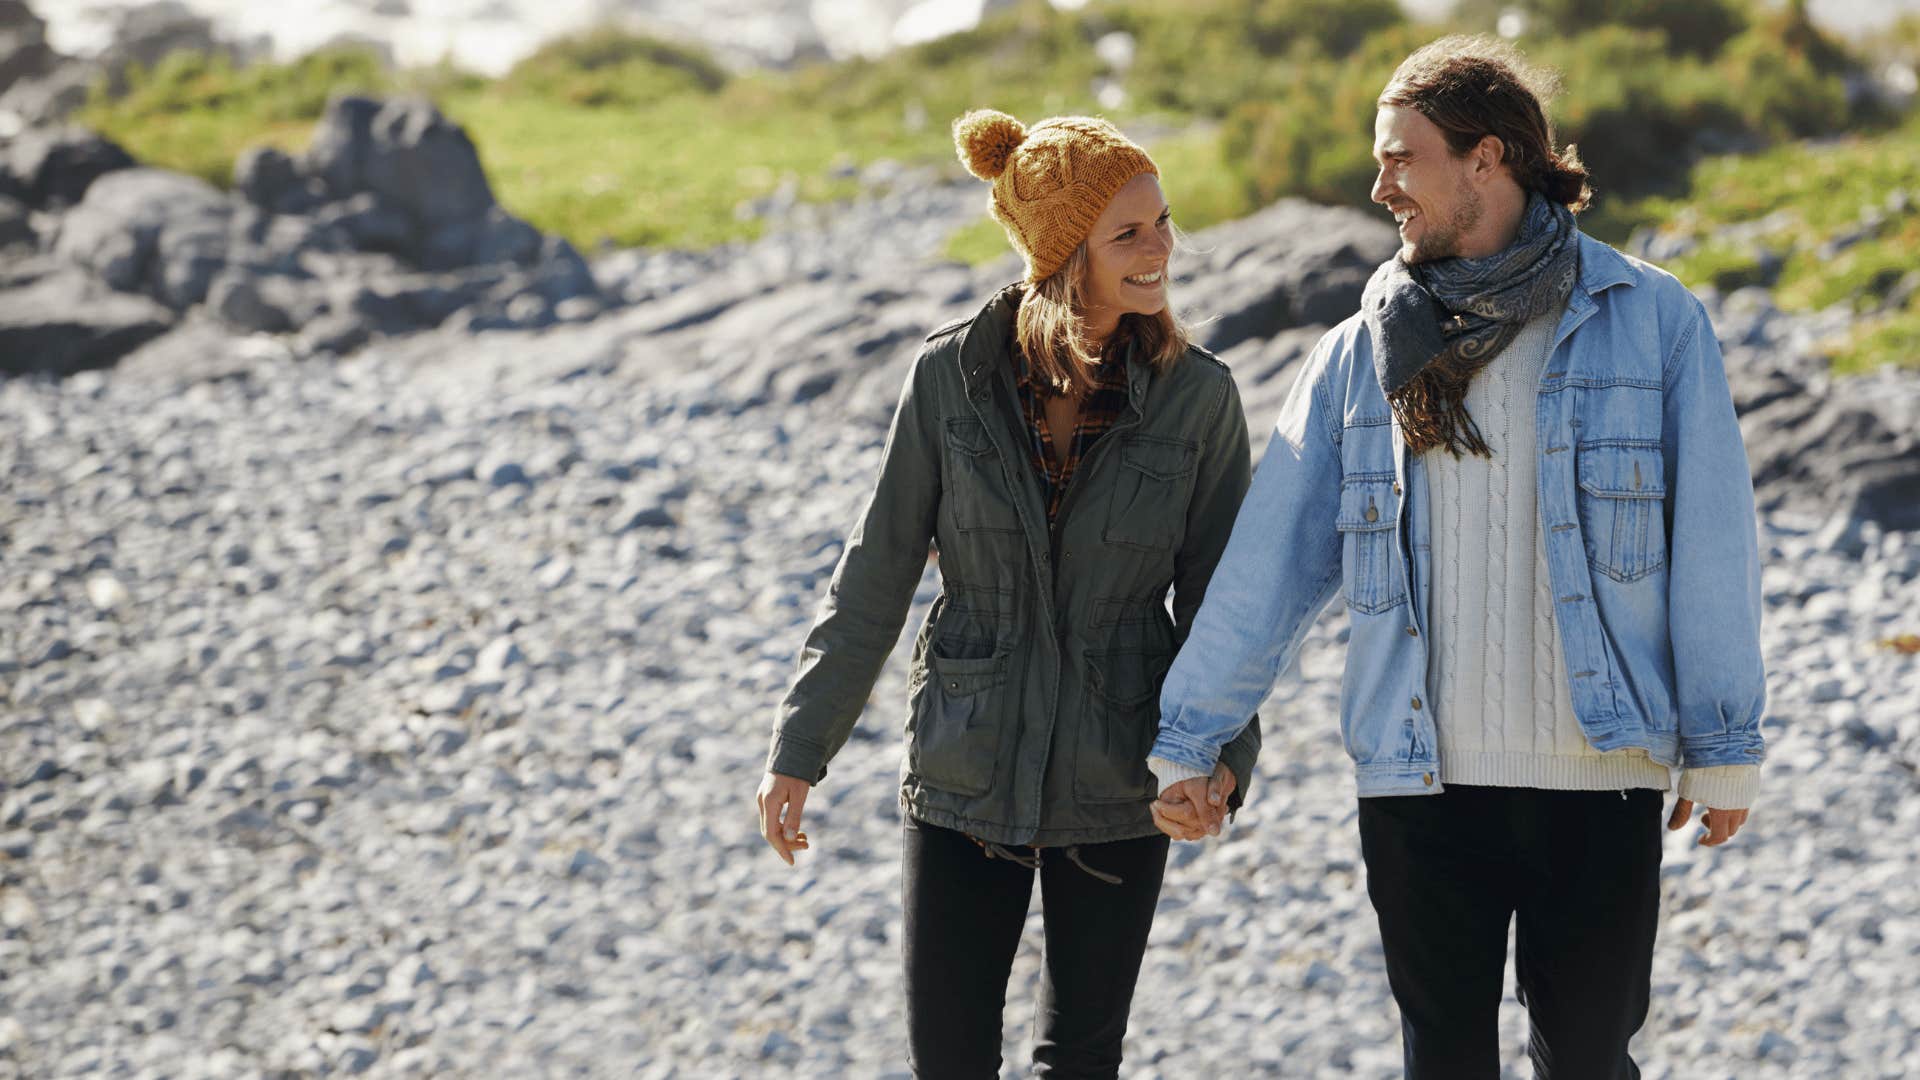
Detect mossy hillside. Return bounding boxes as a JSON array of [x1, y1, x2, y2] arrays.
[[1600, 107, 1920, 374], [72, 0, 1913, 374]]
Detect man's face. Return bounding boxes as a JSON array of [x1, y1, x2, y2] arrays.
[[1371, 104, 1483, 264]]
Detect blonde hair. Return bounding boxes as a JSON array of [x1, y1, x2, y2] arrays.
[[1014, 239, 1191, 396]]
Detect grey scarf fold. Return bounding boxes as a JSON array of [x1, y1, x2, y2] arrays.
[[1361, 192, 1580, 457]]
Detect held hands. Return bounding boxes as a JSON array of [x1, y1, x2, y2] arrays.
[[756, 771, 812, 865], [1667, 797, 1750, 847], [1149, 764, 1236, 842]]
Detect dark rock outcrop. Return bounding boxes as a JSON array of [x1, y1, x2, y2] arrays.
[[0, 0, 57, 97], [0, 266, 172, 375], [3, 126, 136, 209], [2, 91, 605, 364]]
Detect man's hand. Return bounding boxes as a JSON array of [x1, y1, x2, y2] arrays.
[[756, 772, 813, 865], [1149, 764, 1236, 842], [1667, 798, 1750, 847]]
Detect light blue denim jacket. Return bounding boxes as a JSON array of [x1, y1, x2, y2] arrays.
[[1149, 233, 1767, 796]]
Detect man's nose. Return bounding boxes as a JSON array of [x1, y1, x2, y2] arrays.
[[1371, 168, 1392, 205]]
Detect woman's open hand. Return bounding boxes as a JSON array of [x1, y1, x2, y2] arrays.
[[756, 772, 813, 865]]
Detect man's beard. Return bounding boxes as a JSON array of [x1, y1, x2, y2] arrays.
[[1406, 183, 1483, 263]]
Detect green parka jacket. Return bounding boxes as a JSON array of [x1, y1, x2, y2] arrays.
[[766, 285, 1262, 847]]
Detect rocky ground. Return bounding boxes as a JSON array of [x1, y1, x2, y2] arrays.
[[3, 171, 1919, 1079], [3, 62, 1919, 1076]]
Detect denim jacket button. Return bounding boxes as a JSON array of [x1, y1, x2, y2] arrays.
[[1411, 696, 1422, 711], [1422, 773, 1434, 786], [1364, 506, 1379, 523], [1405, 626, 1419, 637]]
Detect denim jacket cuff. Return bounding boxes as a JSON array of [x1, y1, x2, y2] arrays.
[[1147, 728, 1223, 774]]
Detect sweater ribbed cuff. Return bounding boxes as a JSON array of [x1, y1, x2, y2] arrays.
[[1147, 756, 1210, 793], [1677, 764, 1759, 810]]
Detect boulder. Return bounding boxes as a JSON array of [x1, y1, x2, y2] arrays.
[[1184, 200, 1396, 354], [302, 94, 383, 197], [0, 268, 173, 375], [300, 94, 512, 271], [362, 96, 494, 227], [52, 167, 232, 308], [206, 270, 293, 334], [421, 204, 541, 269], [0, 192, 31, 249], [0, 59, 96, 129], [4, 126, 136, 209], [233, 145, 321, 215], [0, 0, 56, 97], [313, 191, 415, 258]]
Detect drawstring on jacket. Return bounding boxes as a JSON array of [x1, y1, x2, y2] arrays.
[[1062, 846, 1124, 885], [977, 840, 1043, 872], [973, 837, 1124, 885]]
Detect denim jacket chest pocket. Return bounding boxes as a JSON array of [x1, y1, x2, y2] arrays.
[[1575, 442, 1668, 583], [943, 417, 1023, 534], [1335, 476, 1408, 614]]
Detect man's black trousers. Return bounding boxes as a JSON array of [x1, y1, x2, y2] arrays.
[[1359, 784, 1665, 1080]]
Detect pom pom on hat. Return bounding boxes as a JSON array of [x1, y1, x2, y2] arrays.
[[953, 109, 1027, 181]]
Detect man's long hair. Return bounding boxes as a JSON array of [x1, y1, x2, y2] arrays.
[[1378, 35, 1592, 213]]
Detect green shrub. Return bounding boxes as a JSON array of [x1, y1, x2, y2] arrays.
[[1221, 23, 1437, 210], [66, 0, 1893, 260], [1526, 28, 1742, 205], [498, 26, 727, 108], [1457, 0, 1748, 57]]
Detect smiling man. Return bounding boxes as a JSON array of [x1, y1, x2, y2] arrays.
[[1146, 36, 1767, 1079]]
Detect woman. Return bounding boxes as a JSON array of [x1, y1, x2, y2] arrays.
[[754, 109, 1261, 1078]]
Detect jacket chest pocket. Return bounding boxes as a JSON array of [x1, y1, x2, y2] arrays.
[[1103, 436, 1199, 551], [1074, 650, 1169, 803], [943, 418, 1023, 534], [1575, 443, 1667, 583], [1335, 478, 1407, 614], [908, 652, 1008, 797]]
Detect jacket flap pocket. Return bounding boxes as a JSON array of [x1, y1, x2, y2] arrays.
[[944, 417, 995, 457], [926, 652, 1007, 696], [1335, 478, 1397, 532], [1577, 445, 1667, 499], [1087, 650, 1172, 709], [1119, 436, 1198, 481]]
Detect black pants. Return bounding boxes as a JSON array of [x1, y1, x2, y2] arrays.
[[902, 816, 1169, 1079], [1358, 785, 1664, 1080]]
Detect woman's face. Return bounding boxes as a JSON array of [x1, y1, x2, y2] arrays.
[[1078, 172, 1173, 340]]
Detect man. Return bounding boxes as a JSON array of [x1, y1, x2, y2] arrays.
[[1144, 36, 1766, 1079]]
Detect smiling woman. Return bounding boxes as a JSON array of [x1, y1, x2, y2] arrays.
[[755, 106, 1261, 1076]]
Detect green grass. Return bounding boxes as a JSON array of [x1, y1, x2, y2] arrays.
[[1594, 109, 1920, 373], [67, 0, 1919, 372]]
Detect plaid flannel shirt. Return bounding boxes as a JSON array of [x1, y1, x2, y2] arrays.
[[1014, 348, 1131, 524]]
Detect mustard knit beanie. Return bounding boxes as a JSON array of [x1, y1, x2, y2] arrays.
[[952, 109, 1159, 285]]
